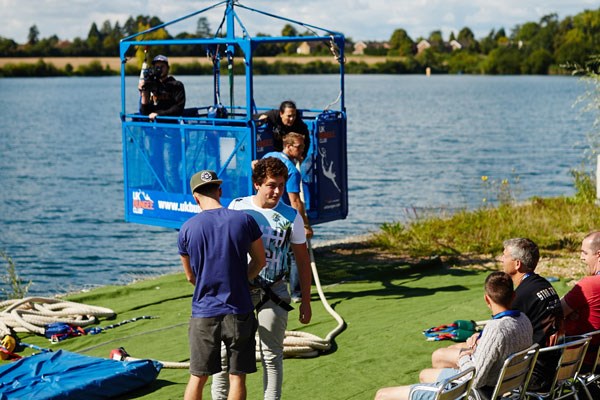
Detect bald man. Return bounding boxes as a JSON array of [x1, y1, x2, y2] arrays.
[[562, 231, 600, 370]]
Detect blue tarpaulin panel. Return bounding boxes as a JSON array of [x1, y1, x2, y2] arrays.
[[0, 350, 162, 399]]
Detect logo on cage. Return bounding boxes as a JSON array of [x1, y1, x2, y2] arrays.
[[132, 190, 154, 214]]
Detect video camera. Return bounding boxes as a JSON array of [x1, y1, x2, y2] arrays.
[[141, 65, 163, 92]]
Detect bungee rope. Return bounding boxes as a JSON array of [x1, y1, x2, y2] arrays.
[[277, 240, 346, 358], [0, 297, 115, 338]]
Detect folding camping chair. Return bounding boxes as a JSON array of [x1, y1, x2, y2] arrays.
[[470, 343, 539, 400], [410, 366, 475, 400], [525, 336, 591, 400]]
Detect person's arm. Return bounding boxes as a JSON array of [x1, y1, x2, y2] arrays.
[[180, 254, 196, 286], [288, 192, 313, 239], [291, 242, 312, 324], [247, 238, 267, 280], [561, 297, 575, 319]]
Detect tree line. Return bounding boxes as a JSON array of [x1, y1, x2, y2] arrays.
[[1, 9, 599, 75]]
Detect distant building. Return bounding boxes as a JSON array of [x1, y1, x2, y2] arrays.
[[297, 41, 311, 55], [416, 40, 431, 54], [449, 40, 462, 51], [353, 41, 367, 55]]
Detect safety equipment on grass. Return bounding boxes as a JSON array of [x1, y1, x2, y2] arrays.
[[0, 334, 19, 360], [423, 320, 481, 342]]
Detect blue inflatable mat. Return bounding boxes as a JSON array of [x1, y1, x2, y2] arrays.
[[0, 350, 162, 399]]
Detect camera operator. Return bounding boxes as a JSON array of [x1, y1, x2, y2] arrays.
[[138, 55, 186, 120]]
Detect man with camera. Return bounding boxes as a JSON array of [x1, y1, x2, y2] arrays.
[[138, 54, 186, 120], [138, 54, 186, 192]]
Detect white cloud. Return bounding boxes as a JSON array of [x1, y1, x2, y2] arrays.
[[0, 0, 596, 44]]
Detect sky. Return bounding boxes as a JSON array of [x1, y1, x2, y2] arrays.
[[1, 0, 599, 44]]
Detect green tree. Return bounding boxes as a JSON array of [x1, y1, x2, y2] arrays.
[[482, 47, 522, 74], [27, 25, 39, 45], [87, 22, 102, 54], [0, 36, 18, 56], [457, 27, 478, 52], [479, 29, 497, 54], [522, 49, 554, 74], [388, 28, 414, 56], [123, 17, 137, 37], [196, 17, 212, 37], [447, 51, 483, 74], [282, 24, 299, 54], [416, 47, 447, 73], [428, 30, 446, 52]]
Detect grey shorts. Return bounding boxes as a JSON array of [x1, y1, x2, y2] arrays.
[[188, 312, 258, 376], [409, 368, 459, 400]]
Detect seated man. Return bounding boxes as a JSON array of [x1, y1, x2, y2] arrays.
[[562, 231, 600, 370], [431, 238, 563, 391], [374, 272, 533, 400]]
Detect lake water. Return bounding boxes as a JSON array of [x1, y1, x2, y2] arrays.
[[0, 74, 594, 295]]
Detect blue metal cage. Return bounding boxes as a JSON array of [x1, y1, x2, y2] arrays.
[[119, 0, 348, 229]]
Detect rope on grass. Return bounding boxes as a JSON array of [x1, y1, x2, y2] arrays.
[[121, 241, 347, 368], [0, 297, 115, 337], [277, 240, 346, 359]]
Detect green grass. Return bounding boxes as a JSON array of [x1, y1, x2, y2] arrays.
[[372, 197, 600, 257], [4, 249, 572, 399]]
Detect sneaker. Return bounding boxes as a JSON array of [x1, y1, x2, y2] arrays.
[[291, 296, 301, 303]]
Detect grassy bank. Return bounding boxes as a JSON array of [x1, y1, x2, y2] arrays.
[[1, 193, 595, 398], [372, 197, 600, 258], [1, 238, 581, 399]]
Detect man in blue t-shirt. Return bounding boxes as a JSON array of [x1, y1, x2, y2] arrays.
[[178, 170, 266, 400]]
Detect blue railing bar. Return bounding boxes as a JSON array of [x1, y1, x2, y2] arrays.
[[231, 9, 250, 39], [124, 34, 337, 49]]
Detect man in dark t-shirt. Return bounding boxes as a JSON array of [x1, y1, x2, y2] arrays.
[[501, 238, 563, 391]]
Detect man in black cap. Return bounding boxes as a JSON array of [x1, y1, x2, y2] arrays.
[[138, 54, 186, 120], [178, 170, 266, 400]]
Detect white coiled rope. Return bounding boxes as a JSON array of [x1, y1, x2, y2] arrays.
[[0, 297, 115, 337], [278, 241, 346, 358]]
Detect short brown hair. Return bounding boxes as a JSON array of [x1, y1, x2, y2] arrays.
[[252, 157, 288, 186], [282, 132, 304, 146], [485, 271, 514, 308]]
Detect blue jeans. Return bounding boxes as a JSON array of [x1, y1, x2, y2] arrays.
[[288, 253, 301, 298]]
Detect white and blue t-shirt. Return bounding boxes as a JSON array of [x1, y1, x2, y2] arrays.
[[229, 196, 306, 284]]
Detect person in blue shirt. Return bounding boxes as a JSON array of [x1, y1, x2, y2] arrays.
[[178, 170, 266, 400]]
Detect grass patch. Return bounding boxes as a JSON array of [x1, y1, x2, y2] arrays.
[[2, 247, 572, 399], [371, 197, 600, 257]]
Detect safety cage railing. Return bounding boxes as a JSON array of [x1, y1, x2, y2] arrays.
[[120, 0, 348, 229]]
